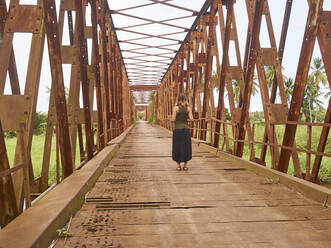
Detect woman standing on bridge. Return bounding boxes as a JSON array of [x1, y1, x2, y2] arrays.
[[171, 93, 194, 171]]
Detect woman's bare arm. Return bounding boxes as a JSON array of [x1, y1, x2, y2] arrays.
[[187, 107, 194, 121], [171, 106, 178, 122]]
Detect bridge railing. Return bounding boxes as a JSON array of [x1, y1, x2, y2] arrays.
[[154, 0, 330, 187], [0, 0, 133, 227], [158, 115, 331, 185]]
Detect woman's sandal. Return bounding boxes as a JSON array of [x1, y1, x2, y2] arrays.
[[176, 166, 182, 171], [183, 166, 188, 171]]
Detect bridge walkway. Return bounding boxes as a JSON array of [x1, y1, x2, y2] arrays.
[[55, 122, 331, 248]]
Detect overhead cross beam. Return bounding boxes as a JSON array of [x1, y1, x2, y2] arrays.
[[119, 15, 193, 30], [119, 30, 185, 43], [109, 0, 205, 91], [130, 85, 159, 91], [148, 0, 199, 13], [115, 0, 173, 12], [112, 11, 188, 30]]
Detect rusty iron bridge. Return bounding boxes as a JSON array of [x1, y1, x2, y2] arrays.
[[0, 0, 331, 247]]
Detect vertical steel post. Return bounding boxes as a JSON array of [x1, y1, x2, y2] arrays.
[[43, 0, 74, 177], [89, 0, 105, 149], [278, 0, 324, 173], [200, 0, 216, 141], [75, 0, 94, 160], [235, 0, 264, 157], [214, 0, 234, 148]]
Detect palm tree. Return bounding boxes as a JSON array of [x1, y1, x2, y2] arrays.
[[264, 66, 287, 97], [309, 58, 327, 87], [284, 76, 294, 105], [232, 79, 241, 105], [265, 66, 275, 91], [213, 71, 259, 106], [302, 79, 324, 122], [232, 77, 259, 105], [305, 57, 328, 122]]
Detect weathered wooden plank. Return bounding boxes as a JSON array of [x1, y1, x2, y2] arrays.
[[52, 123, 331, 248]]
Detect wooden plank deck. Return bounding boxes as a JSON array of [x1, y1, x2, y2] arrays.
[[55, 122, 331, 248]]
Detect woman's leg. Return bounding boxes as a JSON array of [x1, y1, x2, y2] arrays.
[[183, 161, 188, 171], [176, 162, 181, 171]]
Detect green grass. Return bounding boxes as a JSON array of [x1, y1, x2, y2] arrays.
[[5, 134, 83, 185], [4, 123, 331, 185], [205, 123, 331, 184]]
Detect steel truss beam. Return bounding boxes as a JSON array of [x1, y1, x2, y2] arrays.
[[0, 0, 133, 228], [155, 0, 331, 187]]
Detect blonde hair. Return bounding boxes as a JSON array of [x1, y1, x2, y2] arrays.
[[176, 93, 188, 107]]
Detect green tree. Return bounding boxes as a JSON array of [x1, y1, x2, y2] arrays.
[[325, 90, 331, 100], [231, 79, 240, 105], [33, 112, 48, 135], [148, 91, 156, 124], [250, 111, 264, 122], [4, 131, 16, 138], [309, 58, 328, 87], [4, 112, 47, 137], [284, 76, 294, 105], [232, 76, 259, 105], [264, 66, 287, 98], [213, 69, 259, 106], [265, 65, 275, 90], [137, 112, 144, 120], [303, 58, 327, 122]]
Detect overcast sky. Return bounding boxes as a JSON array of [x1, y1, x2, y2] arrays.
[[3, 0, 331, 112]]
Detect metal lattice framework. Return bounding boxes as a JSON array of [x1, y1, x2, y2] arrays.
[[110, 0, 206, 103], [0, 0, 134, 227], [155, 0, 330, 185], [0, 0, 330, 228]]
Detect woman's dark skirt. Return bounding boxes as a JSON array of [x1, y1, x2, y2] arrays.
[[172, 128, 192, 162]]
